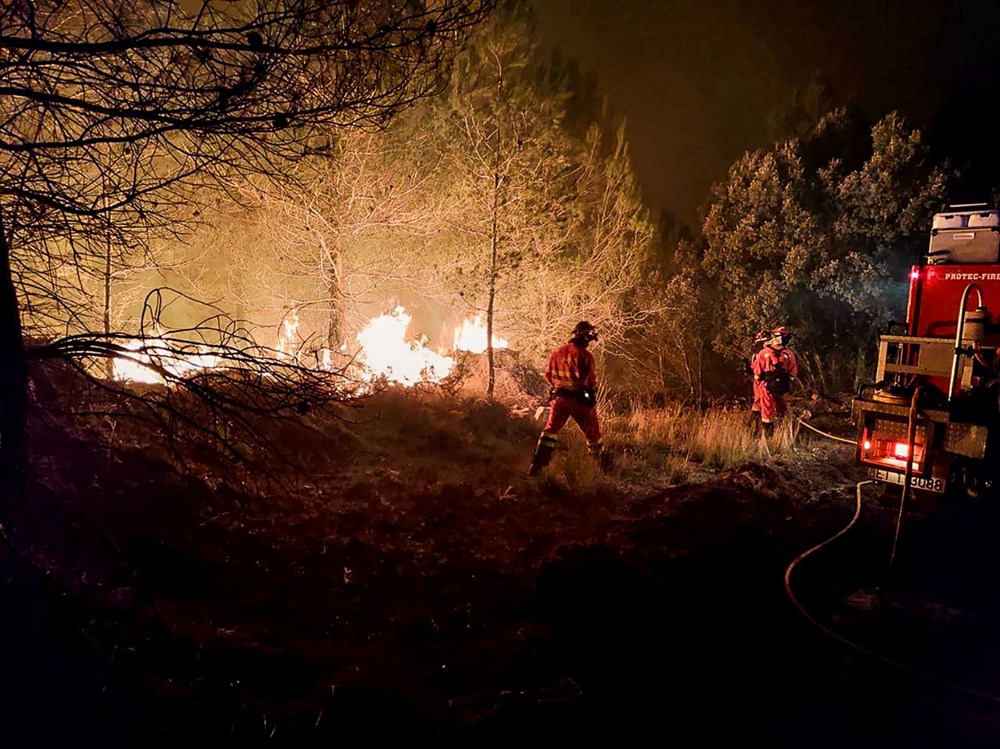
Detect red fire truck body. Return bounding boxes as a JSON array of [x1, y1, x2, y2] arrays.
[[907, 266, 1000, 339], [854, 206, 1000, 496]]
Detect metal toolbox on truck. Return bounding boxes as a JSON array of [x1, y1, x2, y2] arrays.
[[928, 209, 1000, 264]]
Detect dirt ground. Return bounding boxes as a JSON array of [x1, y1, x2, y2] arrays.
[[5, 383, 1000, 747]]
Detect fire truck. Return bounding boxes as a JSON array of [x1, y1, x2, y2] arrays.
[[853, 204, 1000, 497]]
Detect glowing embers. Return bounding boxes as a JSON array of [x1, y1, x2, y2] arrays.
[[355, 306, 454, 386], [453, 314, 509, 354]]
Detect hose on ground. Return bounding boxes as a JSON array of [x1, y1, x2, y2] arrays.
[[796, 417, 855, 445], [784, 480, 1000, 706]]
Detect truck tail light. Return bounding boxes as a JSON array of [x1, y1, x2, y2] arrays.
[[859, 427, 925, 473]]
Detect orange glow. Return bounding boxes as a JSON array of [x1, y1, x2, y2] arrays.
[[861, 435, 925, 472], [112, 338, 220, 384], [111, 307, 513, 390], [872, 455, 921, 471], [276, 310, 301, 360], [353, 309, 512, 386], [453, 315, 509, 354], [355, 306, 454, 386]]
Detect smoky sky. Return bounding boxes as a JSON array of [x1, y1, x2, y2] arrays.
[[530, 0, 1000, 227]]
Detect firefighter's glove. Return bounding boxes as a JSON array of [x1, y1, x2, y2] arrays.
[[582, 388, 597, 408]]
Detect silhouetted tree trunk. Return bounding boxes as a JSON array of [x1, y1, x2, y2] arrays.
[[103, 230, 114, 379], [317, 232, 345, 352], [0, 211, 28, 514]]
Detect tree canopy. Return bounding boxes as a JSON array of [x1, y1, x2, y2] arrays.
[[700, 109, 948, 389]]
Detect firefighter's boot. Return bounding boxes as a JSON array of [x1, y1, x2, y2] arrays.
[[761, 420, 775, 438], [589, 441, 612, 474], [528, 433, 558, 476]]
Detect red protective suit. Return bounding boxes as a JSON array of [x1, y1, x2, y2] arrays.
[[529, 342, 603, 475], [541, 342, 602, 453], [752, 344, 798, 423], [542, 395, 602, 451], [750, 349, 764, 413], [545, 342, 597, 392]]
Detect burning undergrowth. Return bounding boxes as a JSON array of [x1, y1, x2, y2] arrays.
[[50, 285, 517, 401], [24, 290, 537, 482], [275, 305, 515, 391]]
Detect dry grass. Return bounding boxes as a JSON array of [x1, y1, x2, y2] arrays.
[[689, 407, 798, 468], [603, 403, 800, 479], [556, 439, 605, 493], [533, 400, 801, 494], [53, 364, 802, 502]]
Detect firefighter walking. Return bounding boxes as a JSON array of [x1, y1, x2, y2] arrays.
[[528, 321, 606, 476], [752, 325, 798, 433]]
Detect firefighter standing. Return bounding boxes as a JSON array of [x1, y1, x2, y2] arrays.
[[752, 325, 798, 433], [750, 329, 769, 416], [528, 321, 605, 476]]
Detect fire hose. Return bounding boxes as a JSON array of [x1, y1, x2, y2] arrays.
[[795, 418, 855, 445], [890, 387, 922, 569], [797, 388, 916, 569], [784, 465, 1000, 706]]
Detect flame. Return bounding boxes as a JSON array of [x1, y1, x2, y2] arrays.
[[355, 306, 454, 385], [110, 306, 511, 389], [453, 314, 509, 354], [112, 338, 220, 384]]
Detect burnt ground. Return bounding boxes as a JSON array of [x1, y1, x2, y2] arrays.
[[4, 385, 1000, 747]]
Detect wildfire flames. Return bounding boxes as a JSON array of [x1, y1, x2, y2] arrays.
[[355, 306, 454, 386], [110, 307, 507, 388], [453, 314, 509, 355], [112, 338, 220, 384]]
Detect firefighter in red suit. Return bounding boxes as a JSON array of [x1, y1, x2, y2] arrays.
[[752, 325, 798, 433], [750, 329, 769, 416], [528, 321, 605, 476]]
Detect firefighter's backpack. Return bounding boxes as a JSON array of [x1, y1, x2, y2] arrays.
[[760, 366, 791, 395]]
